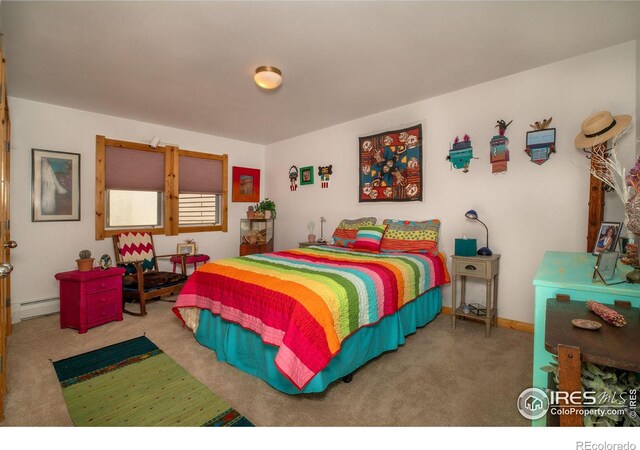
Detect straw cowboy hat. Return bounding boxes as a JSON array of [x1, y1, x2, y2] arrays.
[[574, 111, 632, 148]]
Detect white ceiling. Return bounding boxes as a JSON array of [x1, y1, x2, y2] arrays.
[[2, 1, 640, 145]]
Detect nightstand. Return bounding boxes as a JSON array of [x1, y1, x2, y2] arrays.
[[299, 241, 328, 248], [450, 254, 500, 337], [55, 267, 126, 334]]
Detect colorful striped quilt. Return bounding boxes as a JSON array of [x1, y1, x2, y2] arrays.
[[173, 246, 450, 390]]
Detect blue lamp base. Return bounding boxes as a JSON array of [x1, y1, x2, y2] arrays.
[[477, 247, 493, 256]]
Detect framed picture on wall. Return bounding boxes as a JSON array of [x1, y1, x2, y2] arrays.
[[232, 166, 260, 202], [32, 148, 80, 222], [300, 166, 314, 185], [592, 221, 622, 256]]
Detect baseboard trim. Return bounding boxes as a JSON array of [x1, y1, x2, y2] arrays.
[[441, 306, 533, 334]]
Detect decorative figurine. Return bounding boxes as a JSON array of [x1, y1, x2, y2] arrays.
[[318, 165, 333, 188], [490, 119, 512, 174], [289, 165, 299, 191], [525, 117, 556, 165], [99, 254, 112, 270], [447, 134, 475, 173]]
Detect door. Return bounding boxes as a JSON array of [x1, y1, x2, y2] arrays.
[[0, 40, 14, 422]]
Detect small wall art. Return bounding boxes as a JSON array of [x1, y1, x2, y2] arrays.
[[318, 165, 332, 188], [525, 117, 556, 165], [447, 134, 475, 173], [300, 166, 314, 185], [358, 124, 422, 202], [289, 165, 299, 191], [232, 166, 260, 202], [32, 148, 80, 222], [490, 119, 512, 174]]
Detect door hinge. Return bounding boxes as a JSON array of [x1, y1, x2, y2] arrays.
[[4, 141, 8, 153], [5, 297, 9, 307], [4, 220, 8, 231]]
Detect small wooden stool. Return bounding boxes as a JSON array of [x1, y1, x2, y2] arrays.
[[170, 254, 210, 273]]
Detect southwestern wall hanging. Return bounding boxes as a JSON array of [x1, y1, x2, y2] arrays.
[[289, 165, 299, 191], [489, 119, 512, 174], [318, 165, 332, 188], [447, 134, 475, 173], [525, 117, 556, 165], [359, 124, 422, 202]]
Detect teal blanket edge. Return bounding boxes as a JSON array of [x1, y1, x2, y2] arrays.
[[195, 287, 442, 394]]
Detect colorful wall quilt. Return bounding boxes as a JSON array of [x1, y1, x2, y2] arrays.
[[359, 124, 423, 202], [173, 246, 449, 391]]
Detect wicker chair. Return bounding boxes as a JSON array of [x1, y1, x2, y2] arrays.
[[112, 231, 187, 316]]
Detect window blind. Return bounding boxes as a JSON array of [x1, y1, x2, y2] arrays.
[[105, 146, 165, 191], [178, 155, 222, 194]]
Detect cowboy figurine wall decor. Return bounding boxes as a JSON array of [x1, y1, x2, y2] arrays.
[[447, 134, 475, 173], [318, 165, 332, 188], [525, 117, 556, 165], [490, 119, 512, 174]]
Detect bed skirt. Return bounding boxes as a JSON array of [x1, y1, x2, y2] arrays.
[[194, 286, 442, 394]]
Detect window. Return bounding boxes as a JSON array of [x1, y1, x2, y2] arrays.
[[95, 136, 228, 239], [178, 193, 219, 226], [107, 190, 162, 228]]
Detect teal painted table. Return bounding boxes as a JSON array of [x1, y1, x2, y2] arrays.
[[532, 251, 640, 426]]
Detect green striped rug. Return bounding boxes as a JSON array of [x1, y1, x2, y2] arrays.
[[52, 336, 253, 426]]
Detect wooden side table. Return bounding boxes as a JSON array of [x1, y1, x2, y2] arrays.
[[299, 241, 328, 248], [170, 254, 210, 273], [451, 254, 500, 337], [55, 267, 126, 334]]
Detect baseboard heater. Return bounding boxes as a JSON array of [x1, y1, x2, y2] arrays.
[[15, 297, 60, 322]]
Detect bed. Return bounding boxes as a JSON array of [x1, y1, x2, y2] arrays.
[[173, 245, 450, 394]]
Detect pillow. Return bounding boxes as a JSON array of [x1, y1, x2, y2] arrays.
[[379, 219, 440, 253], [332, 217, 377, 248], [353, 225, 388, 253]]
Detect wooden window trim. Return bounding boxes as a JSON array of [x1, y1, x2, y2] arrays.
[[95, 136, 228, 240]]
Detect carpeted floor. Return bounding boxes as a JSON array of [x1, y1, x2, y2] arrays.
[[2, 299, 533, 426]]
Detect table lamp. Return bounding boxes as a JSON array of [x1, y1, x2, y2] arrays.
[[465, 209, 492, 256], [317, 216, 327, 243]]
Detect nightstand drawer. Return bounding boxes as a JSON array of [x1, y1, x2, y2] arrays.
[[86, 276, 121, 294], [87, 302, 119, 326], [86, 290, 121, 325], [454, 259, 491, 278]]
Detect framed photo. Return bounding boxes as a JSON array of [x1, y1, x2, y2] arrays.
[[300, 166, 314, 185], [592, 221, 622, 256], [232, 166, 260, 202], [32, 148, 80, 222], [177, 243, 196, 256], [592, 251, 624, 284]]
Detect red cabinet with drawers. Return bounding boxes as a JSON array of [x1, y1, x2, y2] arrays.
[[55, 267, 126, 334]]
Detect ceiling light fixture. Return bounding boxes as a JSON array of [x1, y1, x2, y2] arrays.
[[254, 66, 282, 90]]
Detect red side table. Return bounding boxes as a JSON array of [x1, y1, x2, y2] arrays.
[[170, 254, 210, 273], [55, 267, 126, 334]]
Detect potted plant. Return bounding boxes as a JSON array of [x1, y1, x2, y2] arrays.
[[257, 198, 276, 220], [307, 221, 316, 243], [76, 250, 94, 272]]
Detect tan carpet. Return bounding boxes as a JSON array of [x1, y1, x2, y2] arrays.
[[2, 299, 533, 426]]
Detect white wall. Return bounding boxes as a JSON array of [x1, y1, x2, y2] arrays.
[[9, 98, 265, 321], [265, 41, 637, 325]]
